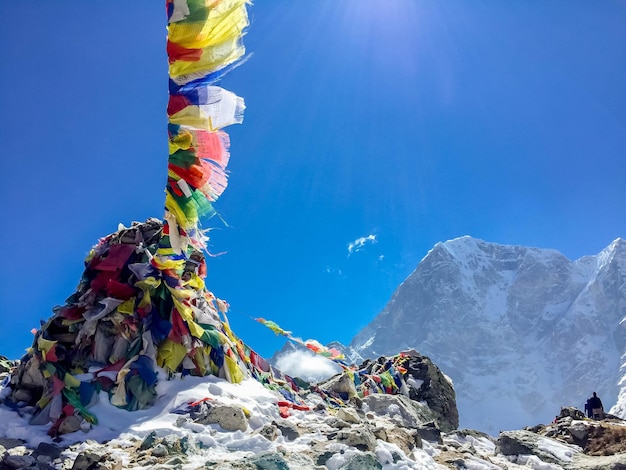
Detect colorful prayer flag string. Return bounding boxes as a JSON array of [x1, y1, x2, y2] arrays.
[[254, 317, 347, 364]]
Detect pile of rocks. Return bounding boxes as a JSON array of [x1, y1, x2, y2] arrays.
[[2, 368, 626, 469]]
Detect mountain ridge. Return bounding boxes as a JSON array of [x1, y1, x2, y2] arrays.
[[349, 236, 626, 433]]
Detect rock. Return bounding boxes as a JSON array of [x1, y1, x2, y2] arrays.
[[568, 421, 591, 442], [558, 406, 587, 421], [313, 450, 336, 467], [165, 456, 186, 466], [10, 388, 32, 403], [162, 434, 184, 454], [98, 460, 123, 470], [36, 454, 53, 465], [385, 427, 421, 455], [250, 451, 290, 470], [283, 453, 319, 469], [9, 356, 46, 408], [195, 404, 248, 432], [571, 452, 626, 469], [35, 442, 63, 459], [3, 454, 36, 469], [140, 431, 159, 450], [0, 438, 25, 450], [0, 356, 14, 374], [416, 422, 442, 443], [363, 393, 436, 429], [340, 452, 382, 470], [325, 417, 351, 429], [337, 426, 377, 452], [320, 372, 358, 399], [71, 450, 106, 470], [496, 430, 581, 465], [151, 443, 169, 457], [373, 427, 387, 441], [58, 415, 82, 435], [258, 424, 280, 441], [337, 408, 361, 424], [402, 350, 459, 432], [273, 420, 301, 441]]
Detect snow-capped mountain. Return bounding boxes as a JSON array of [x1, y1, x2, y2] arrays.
[[350, 236, 626, 433]]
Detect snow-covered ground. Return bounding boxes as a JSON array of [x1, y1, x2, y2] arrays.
[[0, 374, 442, 469]]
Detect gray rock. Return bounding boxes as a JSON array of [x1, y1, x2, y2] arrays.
[[71, 450, 106, 470], [58, 415, 82, 435], [559, 407, 587, 421], [496, 430, 580, 465], [320, 372, 358, 399], [0, 438, 25, 450], [570, 452, 626, 470], [385, 427, 421, 455], [250, 451, 289, 470], [10, 389, 32, 403], [36, 454, 53, 465], [416, 422, 442, 443], [18, 356, 46, 389], [165, 456, 186, 466], [140, 431, 159, 450], [337, 426, 377, 452], [35, 442, 62, 459], [196, 404, 248, 432], [337, 408, 361, 424], [273, 420, 301, 441], [340, 452, 382, 470], [373, 427, 387, 441], [363, 393, 437, 429], [3, 454, 36, 469], [312, 448, 336, 467], [402, 351, 459, 432], [0, 356, 13, 374], [568, 421, 591, 442], [162, 434, 187, 454], [151, 443, 169, 457], [283, 453, 323, 470], [496, 430, 542, 456], [258, 424, 280, 441], [325, 417, 352, 429]]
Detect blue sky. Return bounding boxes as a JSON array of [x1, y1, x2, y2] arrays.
[[1, 1, 625, 361]]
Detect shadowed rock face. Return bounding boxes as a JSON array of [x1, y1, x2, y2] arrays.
[[318, 350, 459, 433], [349, 236, 626, 432], [402, 352, 458, 432]]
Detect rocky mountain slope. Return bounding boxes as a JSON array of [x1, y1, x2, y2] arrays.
[[349, 237, 626, 433], [2, 353, 626, 469]]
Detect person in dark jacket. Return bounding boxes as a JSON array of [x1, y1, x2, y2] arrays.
[[587, 392, 604, 419]]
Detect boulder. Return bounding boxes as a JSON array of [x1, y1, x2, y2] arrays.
[[402, 350, 459, 432], [496, 430, 581, 465], [320, 372, 358, 399], [337, 407, 361, 424], [195, 404, 248, 432], [337, 426, 377, 451], [363, 393, 437, 429], [340, 452, 382, 470], [273, 419, 300, 441]]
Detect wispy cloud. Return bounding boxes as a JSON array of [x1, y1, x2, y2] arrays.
[[324, 266, 343, 276], [347, 234, 377, 255], [275, 350, 342, 382]]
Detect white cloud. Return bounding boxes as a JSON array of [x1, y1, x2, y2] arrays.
[[275, 350, 342, 382], [347, 234, 377, 255], [324, 266, 343, 276]]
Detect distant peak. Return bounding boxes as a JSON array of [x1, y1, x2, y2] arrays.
[[439, 236, 487, 259]]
